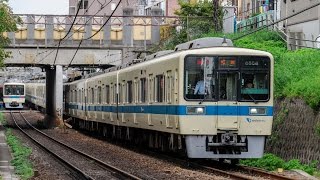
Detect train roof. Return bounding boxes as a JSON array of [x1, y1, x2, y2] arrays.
[[66, 38, 273, 82], [3, 82, 25, 85]]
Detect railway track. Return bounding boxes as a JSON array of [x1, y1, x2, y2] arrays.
[[143, 150, 297, 180], [10, 111, 141, 180], [190, 161, 297, 180]]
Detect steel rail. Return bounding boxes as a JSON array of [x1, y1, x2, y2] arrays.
[[19, 112, 142, 180], [238, 165, 297, 180], [10, 111, 92, 180]]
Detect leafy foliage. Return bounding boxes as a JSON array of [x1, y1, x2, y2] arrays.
[[6, 129, 33, 179], [150, 1, 223, 52], [241, 153, 318, 175], [0, 0, 18, 66], [316, 122, 320, 137], [203, 30, 320, 109]]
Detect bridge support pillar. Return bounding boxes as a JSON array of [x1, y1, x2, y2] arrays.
[[151, 6, 162, 44], [44, 65, 64, 128], [123, 7, 134, 47]]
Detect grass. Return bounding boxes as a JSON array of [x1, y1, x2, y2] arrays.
[[5, 129, 33, 180], [0, 112, 5, 125], [0, 113, 34, 179], [240, 153, 318, 175], [202, 30, 320, 109]]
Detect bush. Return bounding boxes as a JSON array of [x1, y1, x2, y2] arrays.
[[240, 153, 318, 175], [6, 129, 33, 179]]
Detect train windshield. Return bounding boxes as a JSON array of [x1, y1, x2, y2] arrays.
[[184, 56, 216, 100], [4, 85, 24, 95], [239, 56, 270, 101], [184, 56, 270, 102]]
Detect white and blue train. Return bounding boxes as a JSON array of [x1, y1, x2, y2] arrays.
[[3, 82, 25, 109], [26, 38, 274, 162]]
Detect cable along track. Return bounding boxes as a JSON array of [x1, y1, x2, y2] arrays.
[[10, 111, 141, 180]]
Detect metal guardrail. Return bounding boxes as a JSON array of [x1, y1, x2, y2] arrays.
[[236, 11, 275, 33]]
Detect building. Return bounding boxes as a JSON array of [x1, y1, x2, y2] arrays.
[[144, 0, 180, 16], [236, 0, 276, 20], [281, 0, 320, 49], [68, 0, 140, 16]]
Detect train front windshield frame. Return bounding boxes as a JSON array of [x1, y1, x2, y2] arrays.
[[4, 85, 24, 95], [184, 55, 270, 102]]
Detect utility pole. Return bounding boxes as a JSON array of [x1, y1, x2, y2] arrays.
[[213, 0, 220, 32]]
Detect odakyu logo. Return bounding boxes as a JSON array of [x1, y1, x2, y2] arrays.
[[246, 118, 266, 123]]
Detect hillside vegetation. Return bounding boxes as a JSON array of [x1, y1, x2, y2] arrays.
[[205, 31, 320, 109]]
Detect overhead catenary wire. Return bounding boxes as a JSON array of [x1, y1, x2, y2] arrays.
[[232, 2, 320, 41], [36, 0, 113, 64], [67, 0, 122, 67], [52, 2, 82, 65]]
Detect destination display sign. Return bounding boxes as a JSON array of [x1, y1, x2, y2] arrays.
[[218, 57, 237, 68]]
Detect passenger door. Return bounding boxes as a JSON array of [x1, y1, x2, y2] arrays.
[[217, 72, 239, 130]]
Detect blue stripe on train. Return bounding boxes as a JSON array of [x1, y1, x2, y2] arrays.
[[66, 104, 273, 116]]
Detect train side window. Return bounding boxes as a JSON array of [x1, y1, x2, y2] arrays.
[[127, 81, 133, 103], [91, 88, 94, 104], [166, 71, 172, 103], [118, 83, 122, 104], [156, 75, 164, 103], [110, 84, 114, 104], [140, 78, 146, 103], [114, 84, 117, 104], [98, 86, 102, 104], [133, 78, 138, 103], [105, 85, 110, 104], [148, 75, 153, 103], [78, 90, 80, 103]]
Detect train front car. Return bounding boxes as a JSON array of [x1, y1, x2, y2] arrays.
[[182, 48, 273, 161], [3, 83, 26, 109]]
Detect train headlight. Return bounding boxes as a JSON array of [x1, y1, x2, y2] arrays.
[[249, 107, 267, 115], [187, 106, 206, 115]]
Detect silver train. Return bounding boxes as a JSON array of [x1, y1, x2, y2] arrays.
[[26, 38, 274, 161], [3, 82, 25, 109]]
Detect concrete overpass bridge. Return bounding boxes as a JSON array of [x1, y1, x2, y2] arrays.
[[1, 7, 188, 127]]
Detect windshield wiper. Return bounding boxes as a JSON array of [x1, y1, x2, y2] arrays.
[[199, 93, 207, 104], [199, 87, 208, 104], [248, 93, 258, 104]]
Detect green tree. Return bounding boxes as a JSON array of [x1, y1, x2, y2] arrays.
[[0, 0, 17, 66], [175, 0, 223, 39]]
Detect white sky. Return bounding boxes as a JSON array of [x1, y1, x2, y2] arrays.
[[8, 0, 69, 15]]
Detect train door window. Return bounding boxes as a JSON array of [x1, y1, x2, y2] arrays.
[[184, 56, 216, 100], [166, 71, 172, 103], [81, 89, 83, 103], [127, 81, 133, 103], [91, 88, 94, 104], [105, 85, 110, 104], [114, 84, 117, 104], [134, 78, 138, 103], [72, 90, 75, 103], [98, 86, 102, 104], [219, 73, 237, 101], [148, 74, 153, 103], [155, 75, 164, 103], [118, 83, 122, 104], [140, 78, 147, 103], [122, 81, 126, 104], [78, 90, 81, 103], [110, 84, 114, 104]]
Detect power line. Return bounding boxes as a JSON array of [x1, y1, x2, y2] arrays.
[[67, 0, 122, 67], [36, 0, 112, 64], [53, 2, 82, 65], [232, 2, 320, 41], [84, 0, 122, 40]]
